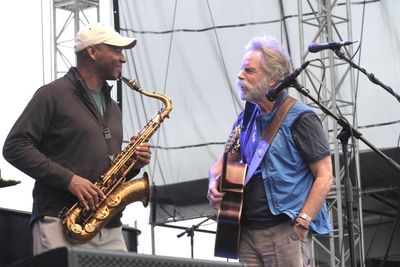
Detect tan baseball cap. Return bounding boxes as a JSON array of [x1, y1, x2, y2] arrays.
[[74, 23, 136, 53]]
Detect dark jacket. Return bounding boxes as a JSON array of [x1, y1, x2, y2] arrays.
[[3, 67, 136, 227]]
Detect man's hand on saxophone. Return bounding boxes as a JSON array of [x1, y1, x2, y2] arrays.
[[68, 175, 106, 211], [131, 135, 152, 170]]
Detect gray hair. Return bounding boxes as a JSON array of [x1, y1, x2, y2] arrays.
[[245, 35, 292, 83]]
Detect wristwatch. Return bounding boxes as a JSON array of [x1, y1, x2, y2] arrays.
[[298, 212, 312, 222]]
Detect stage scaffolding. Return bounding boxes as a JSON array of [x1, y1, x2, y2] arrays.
[[297, 1, 364, 266], [52, 0, 100, 79]]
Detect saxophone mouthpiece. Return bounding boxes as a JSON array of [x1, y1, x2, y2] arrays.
[[121, 76, 140, 91], [120, 76, 130, 84]]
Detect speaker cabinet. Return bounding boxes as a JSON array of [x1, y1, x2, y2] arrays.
[[9, 247, 243, 267]]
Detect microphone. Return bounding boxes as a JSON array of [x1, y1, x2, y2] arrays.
[[266, 61, 310, 101], [308, 40, 357, 53]]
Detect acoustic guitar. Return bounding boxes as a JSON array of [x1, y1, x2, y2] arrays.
[[214, 125, 247, 259]]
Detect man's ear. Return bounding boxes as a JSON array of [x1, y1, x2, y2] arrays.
[[268, 78, 278, 88], [86, 46, 97, 60]]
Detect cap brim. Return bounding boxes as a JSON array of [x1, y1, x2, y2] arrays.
[[104, 37, 137, 49]]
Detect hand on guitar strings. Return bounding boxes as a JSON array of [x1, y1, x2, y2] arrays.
[[207, 175, 225, 209]]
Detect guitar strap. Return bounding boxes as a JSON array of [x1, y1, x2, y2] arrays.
[[244, 96, 297, 185]]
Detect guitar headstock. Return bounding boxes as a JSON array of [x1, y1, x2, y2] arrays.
[[224, 125, 241, 154]]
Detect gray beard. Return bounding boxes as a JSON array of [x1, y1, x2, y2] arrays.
[[236, 78, 270, 102]]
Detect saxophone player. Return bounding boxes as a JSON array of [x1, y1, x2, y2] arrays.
[[3, 23, 151, 255]]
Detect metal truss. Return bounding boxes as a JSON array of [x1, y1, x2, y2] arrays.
[[297, 0, 364, 266], [52, 0, 99, 79]]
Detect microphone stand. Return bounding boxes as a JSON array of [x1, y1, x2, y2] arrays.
[[333, 47, 400, 267], [291, 80, 400, 267], [177, 216, 214, 259], [333, 49, 400, 103]]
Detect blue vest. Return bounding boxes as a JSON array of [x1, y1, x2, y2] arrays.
[[238, 96, 332, 234]]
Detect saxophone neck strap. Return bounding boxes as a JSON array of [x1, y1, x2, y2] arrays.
[[244, 96, 297, 185], [103, 127, 114, 161]]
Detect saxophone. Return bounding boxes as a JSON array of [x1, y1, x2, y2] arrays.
[[60, 77, 172, 244]]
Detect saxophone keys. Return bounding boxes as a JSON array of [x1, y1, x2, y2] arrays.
[[70, 223, 82, 234], [107, 195, 121, 207], [94, 207, 110, 220], [84, 223, 96, 233]]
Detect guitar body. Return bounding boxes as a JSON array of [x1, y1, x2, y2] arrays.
[[214, 162, 247, 259]]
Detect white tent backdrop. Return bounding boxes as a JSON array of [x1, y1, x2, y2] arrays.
[[118, 0, 399, 218]]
